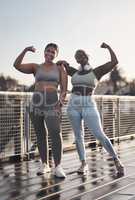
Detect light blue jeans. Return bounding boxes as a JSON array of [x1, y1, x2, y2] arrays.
[[67, 94, 118, 161]]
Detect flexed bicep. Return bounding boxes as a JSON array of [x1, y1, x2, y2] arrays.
[[14, 63, 38, 74], [13, 46, 37, 74]]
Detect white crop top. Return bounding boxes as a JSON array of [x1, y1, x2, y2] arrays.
[[71, 70, 98, 89]]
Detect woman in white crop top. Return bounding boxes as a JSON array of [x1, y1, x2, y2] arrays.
[[58, 42, 124, 176]]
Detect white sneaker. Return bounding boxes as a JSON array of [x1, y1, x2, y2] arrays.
[[77, 164, 89, 175], [37, 163, 51, 176], [53, 165, 66, 178]]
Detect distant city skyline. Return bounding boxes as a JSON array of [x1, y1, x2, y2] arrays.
[[1, 0, 135, 90]]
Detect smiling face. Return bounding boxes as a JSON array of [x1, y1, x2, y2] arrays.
[[44, 43, 59, 63], [74, 50, 88, 66], [44, 47, 57, 63]]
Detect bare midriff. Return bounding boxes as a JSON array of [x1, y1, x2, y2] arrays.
[[35, 81, 58, 92]]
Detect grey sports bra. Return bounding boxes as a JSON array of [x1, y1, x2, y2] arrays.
[[35, 64, 60, 87], [71, 70, 98, 89]]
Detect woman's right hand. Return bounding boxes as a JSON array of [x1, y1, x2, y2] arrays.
[[100, 42, 109, 49], [24, 46, 36, 53], [56, 60, 69, 68]]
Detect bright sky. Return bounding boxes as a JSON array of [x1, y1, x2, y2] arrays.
[[1, 0, 135, 88]]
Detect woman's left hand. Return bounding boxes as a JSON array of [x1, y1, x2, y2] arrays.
[[55, 101, 62, 120], [55, 101, 62, 112]]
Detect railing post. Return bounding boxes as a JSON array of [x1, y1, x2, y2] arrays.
[[20, 96, 24, 158], [24, 105, 30, 160], [112, 100, 116, 142], [117, 97, 120, 144], [13, 95, 23, 161], [107, 98, 115, 144], [101, 97, 104, 126], [97, 96, 104, 147]]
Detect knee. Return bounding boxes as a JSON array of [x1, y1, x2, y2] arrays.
[[67, 111, 73, 121], [67, 107, 76, 118], [50, 127, 61, 138], [74, 132, 84, 141], [95, 131, 107, 141]]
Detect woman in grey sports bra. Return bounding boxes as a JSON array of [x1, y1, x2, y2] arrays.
[[13, 43, 67, 178]]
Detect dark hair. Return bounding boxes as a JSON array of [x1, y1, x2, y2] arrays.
[[75, 49, 89, 61], [45, 43, 59, 54]]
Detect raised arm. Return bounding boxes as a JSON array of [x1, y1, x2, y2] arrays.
[[58, 64, 68, 106], [13, 46, 38, 74], [56, 60, 77, 76], [94, 43, 119, 80]]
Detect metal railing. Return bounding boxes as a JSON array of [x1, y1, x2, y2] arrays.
[[0, 91, 135, 159]]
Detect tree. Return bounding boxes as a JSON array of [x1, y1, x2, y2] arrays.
[[0, 75, 7, 91], [110, 67, 127, 93], [0, 74, 18, 91]]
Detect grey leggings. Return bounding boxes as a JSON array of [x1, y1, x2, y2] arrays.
[[29, 91, 62, 166]]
